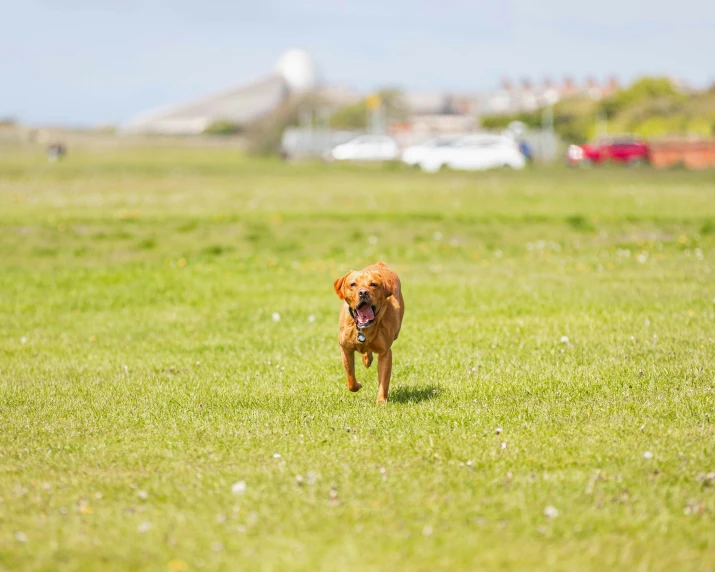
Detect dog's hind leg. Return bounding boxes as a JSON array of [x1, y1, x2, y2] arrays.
[[376, 348, 392, 404], [362, 351, 373, 369]]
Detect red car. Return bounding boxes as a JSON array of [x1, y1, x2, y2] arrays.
[[567, 136, 650, 166]]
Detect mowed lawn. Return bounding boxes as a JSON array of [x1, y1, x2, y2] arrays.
[[1, 146, 714, 571]]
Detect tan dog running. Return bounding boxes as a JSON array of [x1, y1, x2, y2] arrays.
[[333, 262, 405, 403]]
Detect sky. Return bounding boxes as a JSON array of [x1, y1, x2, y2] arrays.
[[2, 0, 714, 126]]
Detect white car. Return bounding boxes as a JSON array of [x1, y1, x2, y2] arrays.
[[418, 135, 526, 173], [330, 135, 399, 162], [401, 136, 459, 166]]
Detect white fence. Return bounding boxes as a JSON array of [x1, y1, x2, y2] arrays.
[[281, 127, 562, 163]]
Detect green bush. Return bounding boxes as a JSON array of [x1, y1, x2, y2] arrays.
[[329, 89, 408, 130], [204, 120, 242, 136], [599, 77, 680, 119], [330, 101, 368, 129], [245, 94, 322, 156], [479, 77, 714, 143]]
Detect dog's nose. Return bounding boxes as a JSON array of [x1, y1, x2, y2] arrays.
[[358, 288, 369, 298]]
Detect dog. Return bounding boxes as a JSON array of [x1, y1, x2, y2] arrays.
[[333, 262, 405, 403]]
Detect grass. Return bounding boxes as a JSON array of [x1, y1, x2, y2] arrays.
[[1, 146, 714, 570]]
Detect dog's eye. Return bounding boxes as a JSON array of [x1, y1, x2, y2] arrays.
[[370, 282, 377, 288], [350, 282, 356, 288]]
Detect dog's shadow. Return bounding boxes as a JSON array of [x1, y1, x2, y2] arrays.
[[389, 384, 440, 404]]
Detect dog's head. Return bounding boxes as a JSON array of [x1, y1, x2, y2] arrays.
[[333, 265, 396, 329]]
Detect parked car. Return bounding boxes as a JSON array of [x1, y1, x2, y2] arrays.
[[401, 136, 459, 166], [418, 135, 526, 173], [330, 135, 399, 162], [567, 135, 650, 166]]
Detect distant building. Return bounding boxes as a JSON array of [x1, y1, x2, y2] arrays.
[[123, 49, 321, 135], [476, 76, 620, 117], [124, 53, 624, 139]]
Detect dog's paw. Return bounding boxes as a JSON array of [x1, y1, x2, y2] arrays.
[[376, 395, 388, 404], [347, 381, 362, 392]]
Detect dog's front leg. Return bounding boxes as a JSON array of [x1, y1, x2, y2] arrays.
[[340, 346, 362, 392], [376, 348, 392, 404]]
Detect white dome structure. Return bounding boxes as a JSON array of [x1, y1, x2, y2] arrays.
[[274, 48, 319, 93]]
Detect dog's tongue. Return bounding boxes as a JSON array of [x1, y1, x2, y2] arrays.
[[356, 305, 374, 323]]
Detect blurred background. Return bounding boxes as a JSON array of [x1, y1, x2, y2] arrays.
[[2, 0, 715, 168]]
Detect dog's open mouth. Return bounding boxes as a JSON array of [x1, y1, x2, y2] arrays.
[[353, 301, 376, 328]]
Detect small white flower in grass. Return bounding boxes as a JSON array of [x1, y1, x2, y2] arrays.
[[495, 427, 503, 435], [637, 252, 648, 264], [684, 500, 705, 515], [20, 337, 27, 344], [560, 336, 569, 344], [643, 451, 654, 460], [500, 442, 507, 450], [308, 314, 316, 323], [271, 312, 281, 322], [137, 522, 151, 534], [273, 453, 281, 459], [368, 235, 378, 244], [231, 481, 247, 495], [137, 490, 148, 501], [15, 531, 28, 543], [422, 525, 433, 536], [543, 505, 559, 519], [433, 231, 443, 241]]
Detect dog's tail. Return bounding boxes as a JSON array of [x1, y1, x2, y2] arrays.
[[362, 352, 373, 369]]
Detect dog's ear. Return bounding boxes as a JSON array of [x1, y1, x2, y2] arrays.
[[378, 267, 397, 299], [333, 271, 353, 300]]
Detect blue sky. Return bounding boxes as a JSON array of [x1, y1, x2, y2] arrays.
[[2, 0, 714, 125]]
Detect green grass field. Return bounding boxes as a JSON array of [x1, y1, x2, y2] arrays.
[[1, 147, 714, 570]]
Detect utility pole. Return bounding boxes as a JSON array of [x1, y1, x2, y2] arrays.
[[367, 94, 382, 134], [542, 103, 555, 162]]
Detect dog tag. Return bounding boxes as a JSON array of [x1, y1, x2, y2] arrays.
[[357, 332, 366, 343]]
